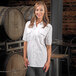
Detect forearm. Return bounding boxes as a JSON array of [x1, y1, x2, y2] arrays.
[[23, 41, 27, 61], [46, 45, 52, 63]]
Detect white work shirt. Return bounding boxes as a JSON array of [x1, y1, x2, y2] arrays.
[[23, 21, 52, 67]]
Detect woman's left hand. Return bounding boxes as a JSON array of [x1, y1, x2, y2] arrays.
[[43, 61, 50, 72]]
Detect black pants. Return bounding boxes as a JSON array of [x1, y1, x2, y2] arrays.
[[26, 66, 46, 76]]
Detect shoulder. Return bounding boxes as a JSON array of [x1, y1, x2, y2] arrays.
[[26, 21, 31, 24], [46, 23, 52, 30], [47, 23, 52, 28], [25, 21, 31, 28]]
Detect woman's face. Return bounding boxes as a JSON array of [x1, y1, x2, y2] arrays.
[[35, 5, 45, 20]]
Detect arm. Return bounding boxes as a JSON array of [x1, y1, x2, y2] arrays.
[[23, 21, 30, 68], [23, 41, 29, 68], [43, 45, 52, 72], [24, 41, 27, 61], [43, 24, 52, 72], [46, 45, 52, 63]]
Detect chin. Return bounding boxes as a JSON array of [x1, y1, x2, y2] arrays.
[[37, 16, 43, 19]]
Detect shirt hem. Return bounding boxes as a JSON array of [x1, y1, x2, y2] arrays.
[[28, 65, 44, 67]]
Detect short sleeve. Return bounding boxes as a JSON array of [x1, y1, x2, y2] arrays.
[[22, 21, 30, 41], [45, 24, 52, 45]]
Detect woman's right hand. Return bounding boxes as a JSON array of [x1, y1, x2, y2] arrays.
[[24, 58, 29, 68]]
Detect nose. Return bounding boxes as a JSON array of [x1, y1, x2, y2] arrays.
[[37, 10, 41, 14]]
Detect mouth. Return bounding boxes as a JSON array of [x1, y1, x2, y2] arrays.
[[37, 14, 42, 17]]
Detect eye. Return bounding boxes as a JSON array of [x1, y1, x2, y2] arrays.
[[40, 9, 43, 11], [36, 9, 39, 11]]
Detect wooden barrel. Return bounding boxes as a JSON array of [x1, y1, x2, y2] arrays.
[[5, 53, 26, 76], [0, 7, 25, 41], [21, 6, 34, 21], [8, 6, 33, 22], [13, 6, 24, 11], [0, 6, 9, 26], [0, 6, 10, 42]]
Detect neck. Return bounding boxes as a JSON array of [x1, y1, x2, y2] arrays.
[[36, 18, 43, 23], [36, 19, 43, 27]]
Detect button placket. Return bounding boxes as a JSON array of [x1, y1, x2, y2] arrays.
[[32, 40, 36, 63]]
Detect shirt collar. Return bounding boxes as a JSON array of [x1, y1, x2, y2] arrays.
[[34, 20, 43, 28]]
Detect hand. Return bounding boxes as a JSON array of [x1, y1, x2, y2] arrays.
[[24, 58, 29, 68], [43, 61, 50, 72]]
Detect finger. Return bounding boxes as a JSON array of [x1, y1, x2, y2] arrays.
[[43, 65, 46, 70], [27, 61, 29, 65], [25, 64, 27, 68], [26, 61, 28, 64], [45, 67, 48, 72], [25, 62, 28, 66]]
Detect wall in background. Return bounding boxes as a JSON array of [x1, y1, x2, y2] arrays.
[[63, 0, 76, 35]]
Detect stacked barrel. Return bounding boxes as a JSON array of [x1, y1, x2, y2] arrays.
[[0, 6, 34, 42], [0, 6, 34, 76]]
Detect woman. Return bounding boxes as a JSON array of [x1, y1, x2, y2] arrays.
[[23, 1, 52, 76]]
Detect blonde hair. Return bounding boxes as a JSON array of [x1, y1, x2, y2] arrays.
[[29, 1, 49, 28]]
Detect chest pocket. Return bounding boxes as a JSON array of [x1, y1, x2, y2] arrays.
[[38, 28, 48, 45], [26, 29, 33, 41], [39, 28, 48, 37]]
